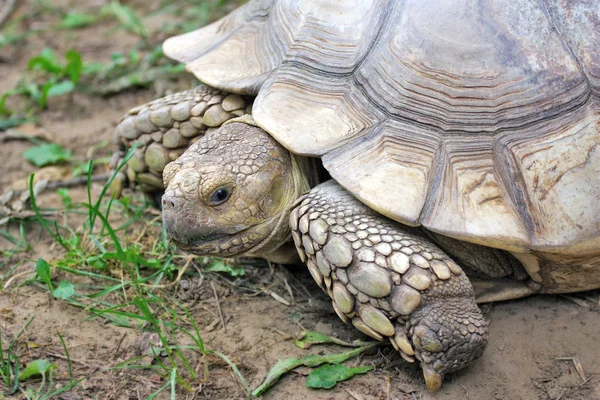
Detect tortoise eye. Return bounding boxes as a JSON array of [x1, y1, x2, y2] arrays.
[[209, 186, 232, 205]]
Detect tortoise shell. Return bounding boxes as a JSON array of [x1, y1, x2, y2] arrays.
[[163, 0, 600, 254]]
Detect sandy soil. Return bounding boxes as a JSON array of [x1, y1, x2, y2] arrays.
[[1, 1, 599, 399]]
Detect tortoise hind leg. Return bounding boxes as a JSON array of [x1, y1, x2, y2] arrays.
[[421, 231, 541, 302], [471, 279, 540, 303], [291, 181, 488, 393]]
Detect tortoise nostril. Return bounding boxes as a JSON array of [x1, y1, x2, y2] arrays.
[[162, 193, 181, 210]]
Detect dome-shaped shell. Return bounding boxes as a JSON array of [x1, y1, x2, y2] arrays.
[[164, 0, 600, 254]]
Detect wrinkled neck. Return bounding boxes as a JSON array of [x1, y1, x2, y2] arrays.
[[247, 153, 321, 263]]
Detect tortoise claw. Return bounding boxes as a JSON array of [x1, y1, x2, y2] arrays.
[[423, 367, 443, 393]]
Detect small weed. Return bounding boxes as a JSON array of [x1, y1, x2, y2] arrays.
[[0, 48, 82, 115], [1, 44, 184, 119], [101, 1, 147, 40], [15, 340, 83, 399], [253, 335, 378, 396], [156, 0, 242, 34], [0, 316, 34, 394], [58, 12, 97, 29], [0, 318, 80, 398], [22, 143, 73, 167]]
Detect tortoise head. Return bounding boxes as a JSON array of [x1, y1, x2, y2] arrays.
[[161, 119, 312, 261]]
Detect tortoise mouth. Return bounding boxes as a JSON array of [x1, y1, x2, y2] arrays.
[[168, 227, 257, 258]]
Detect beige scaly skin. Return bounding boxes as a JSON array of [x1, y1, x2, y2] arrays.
[[110, 85, 252, 198], [291, 182, 487, 391], [161, 120, 320, 264], [160, 119, 488, 392]]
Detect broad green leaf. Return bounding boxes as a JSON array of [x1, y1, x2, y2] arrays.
[[18, 359, 56, 381], [59, 12, 96, 29], [294, 330, 373, 349], [35, 258, 52, 290], [28, 48, 62, 74], [205, 260, 245, 276], [252, 343, 378, 396], [305, 363, 372, 389], [46, 80, 75, 97], [23, 143, 72, 166], [65, 50, 83, 83], [53, 281, 75, 300]]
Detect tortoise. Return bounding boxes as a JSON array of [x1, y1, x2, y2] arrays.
[[111, 0, 600, 392]]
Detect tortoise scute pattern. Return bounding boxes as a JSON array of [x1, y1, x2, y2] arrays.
[[117, 0, 600, 392], [165, 0, 600, 255], [291, 181, 488, 375], [111, 85, 251, 192]]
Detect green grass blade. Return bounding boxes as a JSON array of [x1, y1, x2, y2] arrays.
[[56, 331, 73, 383], [208, 350, 250, 397], [29, 174, 67, 249]]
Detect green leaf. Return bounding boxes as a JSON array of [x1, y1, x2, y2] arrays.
[[294, 330, 372, 349], [65, 50, 83, 83], [24, 82, 45, 107], [86, 255, 107, 270], [28, 48, 62, 74], [252, 343, 378, 396], [59, 12, 96, 29], [23, 143, 72, 166], [72, 159, 96, 177], [305, 363, 372, 389], [46, 80, 75, 97], [57, 188, 72, 206], [18, 360, 57, 381], [35, 258, 53, 290], [0, 117, 27, 130], [52, 281, 75, 300], [102, 1, 147, 38], [81, 61, 105, 75], [205, 260, 245, 276]]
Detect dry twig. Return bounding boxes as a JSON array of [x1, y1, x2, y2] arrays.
[[211, 281, 226, 332], [345, 389, 364, 400], [555, 356, 586, 382]]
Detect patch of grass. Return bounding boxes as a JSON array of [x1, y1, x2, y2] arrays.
[[86, 45, 186, 96], [0, 316, 33, 394], [0, 316, 81, 398], [1, 1, 188, 121], [156, 0, 242, 35], [0, 48, 82, 115], [1, 44, 185, 119], [101, 1, 147, 40], [5, 147, 251, 397]]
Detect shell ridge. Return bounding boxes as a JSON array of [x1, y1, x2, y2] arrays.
[[538, 0, 596, 93]]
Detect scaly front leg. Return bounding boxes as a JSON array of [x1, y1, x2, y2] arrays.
[[290, 181, 488, 392], [111, 84, 251, 196]]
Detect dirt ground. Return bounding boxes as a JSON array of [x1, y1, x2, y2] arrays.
[[1, 1, 600, 399]]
